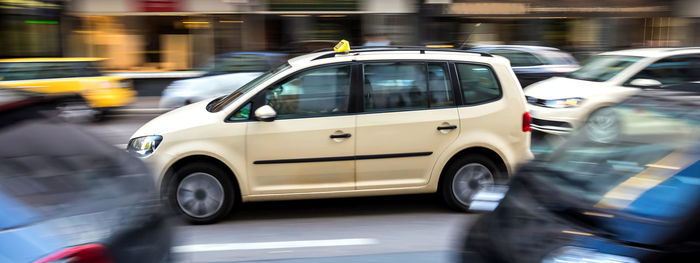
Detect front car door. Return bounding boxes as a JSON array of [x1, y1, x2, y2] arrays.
[[355, 61, 460, 189], [245, 63, 357, 195]]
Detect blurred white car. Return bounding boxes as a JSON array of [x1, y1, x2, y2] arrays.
[[524, 47, 700, 138], [159, 52, 286, 108]]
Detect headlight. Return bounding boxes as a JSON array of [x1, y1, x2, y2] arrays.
[[127, 135, 162, 157], [542, 246, 639, 263], [544, 97, 583, 108]]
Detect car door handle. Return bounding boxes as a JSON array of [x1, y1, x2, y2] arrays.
[[330, 133, 352, 139], [437, 125, 457, 131]]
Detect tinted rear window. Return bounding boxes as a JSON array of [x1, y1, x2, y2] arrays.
[[0, 62, 101, 81], [456, 64, 502, 105]]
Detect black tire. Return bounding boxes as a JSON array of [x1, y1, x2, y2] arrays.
[[167, 162, 236, 224], [441, 155, 504, 212]]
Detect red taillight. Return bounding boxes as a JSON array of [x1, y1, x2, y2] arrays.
[[522, 112, 532, 132], [35, 244, 112, 263]]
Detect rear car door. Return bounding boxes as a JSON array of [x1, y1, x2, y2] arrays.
[[355, 61, 460, 189], [245, 63, 357, 194]]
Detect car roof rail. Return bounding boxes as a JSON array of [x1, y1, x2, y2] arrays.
[[310, 46, 493, 61], [664, 47, 700, 52]]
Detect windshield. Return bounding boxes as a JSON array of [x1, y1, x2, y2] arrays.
[[208, 62, 291, 112], [566, 55, 642, 82], [541, 50, 578, 65], [531, 90, 700, 219]]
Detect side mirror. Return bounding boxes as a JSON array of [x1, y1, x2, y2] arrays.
[[629, 78, 662, 87], [254, 105, 277, 122]]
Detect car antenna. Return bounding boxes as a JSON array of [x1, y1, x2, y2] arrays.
[[458, 23, 481, 49]]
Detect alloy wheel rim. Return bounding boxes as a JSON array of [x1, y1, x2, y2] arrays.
[[452, 163, 494, 206], [177, 172, 225, 218], [586, 109, 618, 143]]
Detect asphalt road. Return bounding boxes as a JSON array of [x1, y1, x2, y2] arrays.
[[81, 112, 556, 263]]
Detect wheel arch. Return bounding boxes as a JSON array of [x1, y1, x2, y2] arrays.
[[161, 154, 242, 202], [438, 146, 509, 187]]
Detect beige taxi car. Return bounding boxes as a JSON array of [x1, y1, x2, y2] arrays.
[[128, 44, 533, 223]]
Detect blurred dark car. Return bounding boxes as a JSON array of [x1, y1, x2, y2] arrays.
[[468, 45, 579, 88], [0, 88, 171, 263], [462, 85, 700, 263]]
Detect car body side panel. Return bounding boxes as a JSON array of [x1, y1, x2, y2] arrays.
[[145, 121, 249, 196], [355, 108, 460, 189], [0, 76, 134, 108], [245, 116, 357, 194]]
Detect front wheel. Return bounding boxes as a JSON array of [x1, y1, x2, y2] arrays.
[[441, 155, 502, 211], [168, 163, 235, 224], [585, 107, 620, 144]]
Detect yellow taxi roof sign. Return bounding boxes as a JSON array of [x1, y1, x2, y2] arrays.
[[334, 40, 351, 53]]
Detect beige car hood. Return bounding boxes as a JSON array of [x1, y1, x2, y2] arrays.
[[131, 99, 220, 138]]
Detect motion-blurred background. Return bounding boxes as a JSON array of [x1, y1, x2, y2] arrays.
[[3, 0, 699, 96], [3, 0, 700, 64]]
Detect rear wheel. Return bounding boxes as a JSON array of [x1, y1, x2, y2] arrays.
[[168, 163, 235, 224], [441, 155, 503, 211]]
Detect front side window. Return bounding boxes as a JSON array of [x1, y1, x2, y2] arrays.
[[489, 49, 544, 67], [263, 64, 351, 118], [456, 64, 501, 105], [625, 56, 700, 86], [364, 62, 428, 112], [0, 62, 41, 81]]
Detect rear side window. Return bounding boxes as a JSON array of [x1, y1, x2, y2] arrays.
[[456, 64, 502, 105], [427, 63, 453, 107]]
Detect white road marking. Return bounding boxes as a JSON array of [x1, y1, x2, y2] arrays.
[[171, 238, 378, 253]]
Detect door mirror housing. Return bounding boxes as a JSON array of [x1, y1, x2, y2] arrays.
[[629, 78, 662, 87], [255, 105, 277, 122]]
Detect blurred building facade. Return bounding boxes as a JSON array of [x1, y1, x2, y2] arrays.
[[61, 0, 417, 70], [0, 0, 64, 58], [2, 0, 699, 70]]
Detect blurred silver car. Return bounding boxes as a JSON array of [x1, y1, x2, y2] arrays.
[[468, 45, 579, 87], [159, 52, 287, 108]]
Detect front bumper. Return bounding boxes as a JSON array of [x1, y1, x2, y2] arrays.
[[527, 104, 586, 134]]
